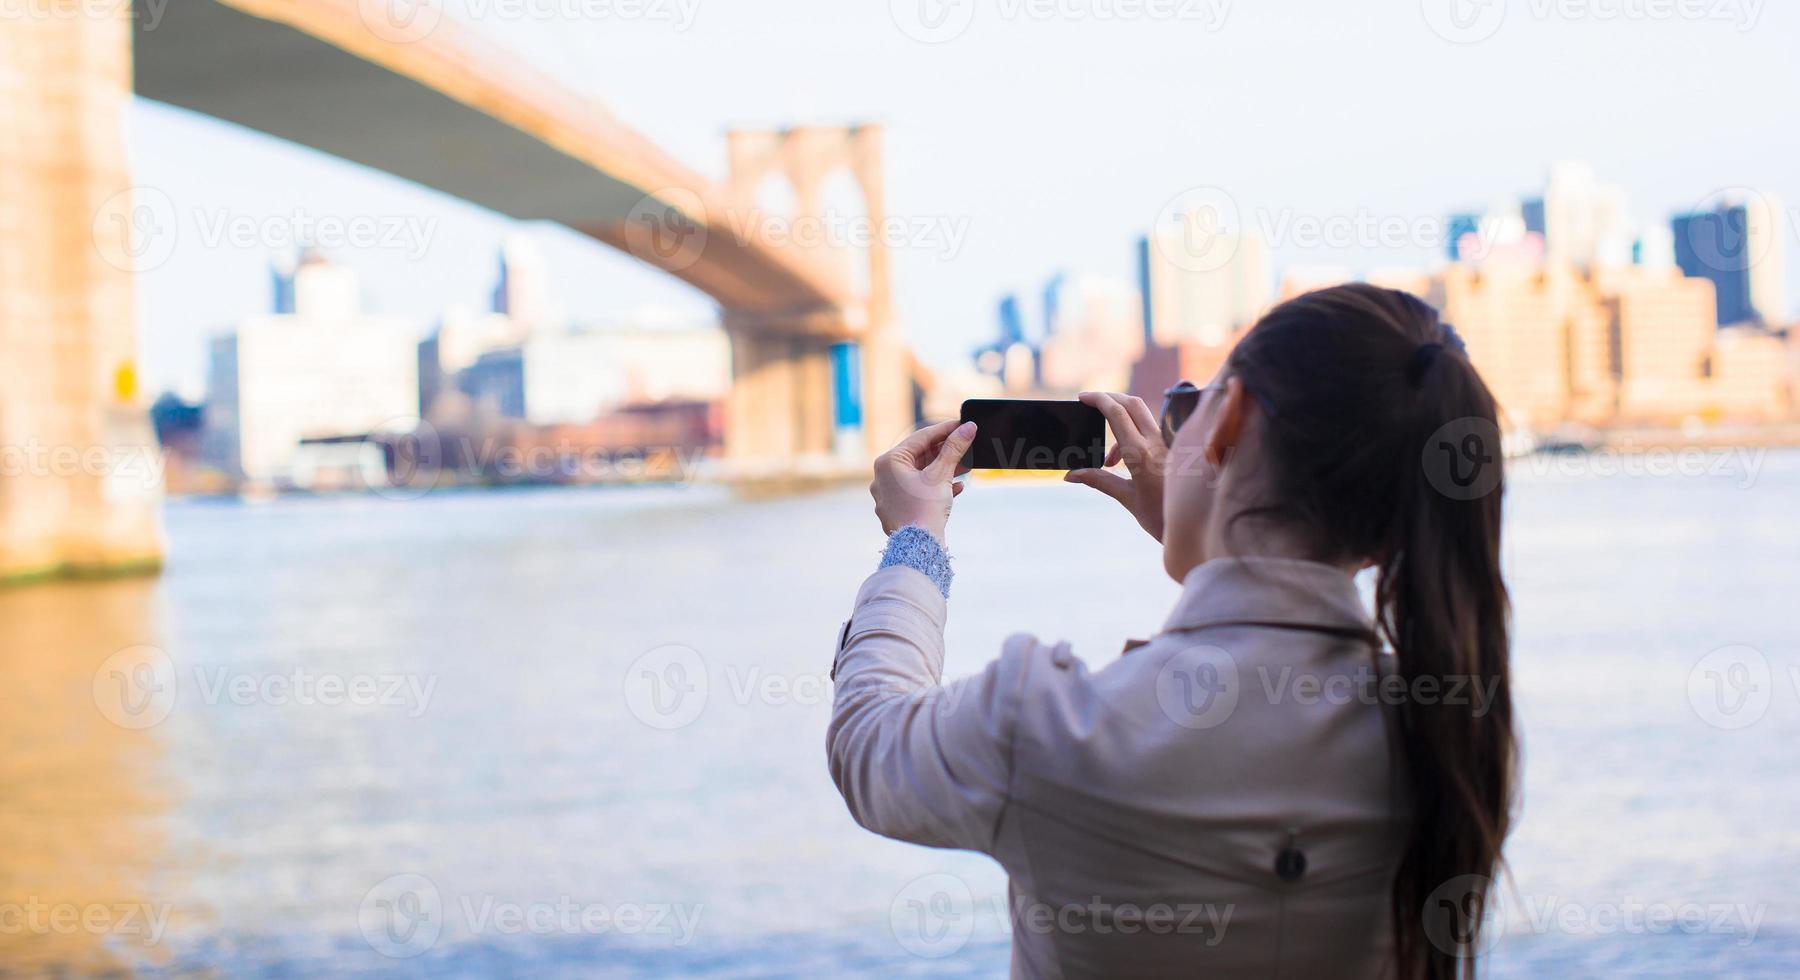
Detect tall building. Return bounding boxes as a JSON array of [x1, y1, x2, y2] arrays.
[[1591, 184, 1636, 270], [1635, 225, 1676, 270], [1135, 236, 1155, 344], [1041, 272, 1065, 340], [420, 241, 548, 419], [1141, 217, 1271, 347], [972, 293, 1037, 390], [1544, 161, 1597, 267], [204, 255, 421, 485], [271, 251, 297, 314], [490, 233, 553, 330], [1446, 213, 1482, 261], [997, 293, 1026, 347], [1540, 162, 1633, 270], [1520, 198, 1546, 238], [1037, 274, 1144, 392], [1672, 195, 1789, 327]]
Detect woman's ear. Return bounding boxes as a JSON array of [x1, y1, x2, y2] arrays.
[[1203, 376, 1250, 468]]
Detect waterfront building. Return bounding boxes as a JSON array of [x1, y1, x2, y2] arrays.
[[453, 319, 729, 427], [519, 322, 729, 426], [204, 254, 420, 485]]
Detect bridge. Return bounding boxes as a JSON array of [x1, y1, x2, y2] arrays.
[[0, 0, 913, 581]]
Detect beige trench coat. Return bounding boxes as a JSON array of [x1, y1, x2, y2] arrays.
[[828, 556, 1407, 978]]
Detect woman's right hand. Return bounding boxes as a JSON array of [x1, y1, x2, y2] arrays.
[[1064, 391, 1167, 543]]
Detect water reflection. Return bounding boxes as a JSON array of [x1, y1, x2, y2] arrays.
[[0, 577, 173, 973], [2, 461, 1797, 975]]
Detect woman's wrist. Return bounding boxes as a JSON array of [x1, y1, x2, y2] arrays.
[[878, 524, 954, 599]]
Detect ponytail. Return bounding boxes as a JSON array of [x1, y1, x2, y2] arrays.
[[1225, 284, 1517, 980], [1379, 348, 1514, 980]]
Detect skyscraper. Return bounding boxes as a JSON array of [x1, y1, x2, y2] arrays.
[[997, 293, 1025, 347], [1446, 213, 1481, 261], [1037, 274, 1144, 392], [1521, 198, 1547, 238], [1544, 161, 1598, 267], [1141, 214, 1271, 348], [1542, 161, 1633, 269], [490, 233, 552, 330], [271, 251, 297, 314], [1673, 195, 1790, 327]]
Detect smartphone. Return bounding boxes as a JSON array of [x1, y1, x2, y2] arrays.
[[959, 399, 1106, 471]]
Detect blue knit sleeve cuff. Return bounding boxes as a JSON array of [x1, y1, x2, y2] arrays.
[[878, 525, 954, 599]]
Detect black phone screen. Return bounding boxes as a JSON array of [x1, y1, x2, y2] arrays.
[[959, 399, 1106, 471]]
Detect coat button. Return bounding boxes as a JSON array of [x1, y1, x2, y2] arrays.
[[1275, 847, 1307, 883]]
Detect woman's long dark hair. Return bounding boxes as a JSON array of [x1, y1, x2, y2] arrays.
[[1224, 283, 1515, 980]]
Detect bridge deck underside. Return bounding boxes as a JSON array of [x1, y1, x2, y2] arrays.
[[134, 1, 648, 225], [132, 0, 843, 316]]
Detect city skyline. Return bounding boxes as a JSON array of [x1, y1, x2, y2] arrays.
[[127, 0, 1800, 397], [135, 118, 1799, 405]]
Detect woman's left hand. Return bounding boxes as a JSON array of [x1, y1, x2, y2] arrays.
[[870, 420, 978, 543]]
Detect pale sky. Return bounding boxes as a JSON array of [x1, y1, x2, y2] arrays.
[[130, 0, 1800, 399]]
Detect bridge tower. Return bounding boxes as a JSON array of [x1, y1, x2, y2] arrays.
[[0, 7, 162, 582], [720, 124, 913, 472]]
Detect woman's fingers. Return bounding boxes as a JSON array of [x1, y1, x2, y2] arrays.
[[1080, 391, 1147, 455], [1064, 467, 1132, 504], [925, 421, 978, 482], [887, 419, 960, 464], [1092, 391, 1159, 441], [1117, 393, 1159, 437], [1105, 442, 1124, 468]]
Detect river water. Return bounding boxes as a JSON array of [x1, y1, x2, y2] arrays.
[[2, 450, 1797, 976]]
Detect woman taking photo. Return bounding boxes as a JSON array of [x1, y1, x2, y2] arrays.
[[828, 283, 1516, 978]]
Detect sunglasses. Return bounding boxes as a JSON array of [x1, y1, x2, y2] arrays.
[[1159, 378, 1276, 447]]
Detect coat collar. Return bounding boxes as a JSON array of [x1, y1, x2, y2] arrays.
[[1161, 556, 1374, 637]]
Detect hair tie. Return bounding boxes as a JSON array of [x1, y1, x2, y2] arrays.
[[1405, 323, 1467, 387], [1405, 343, 1444, 387]]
